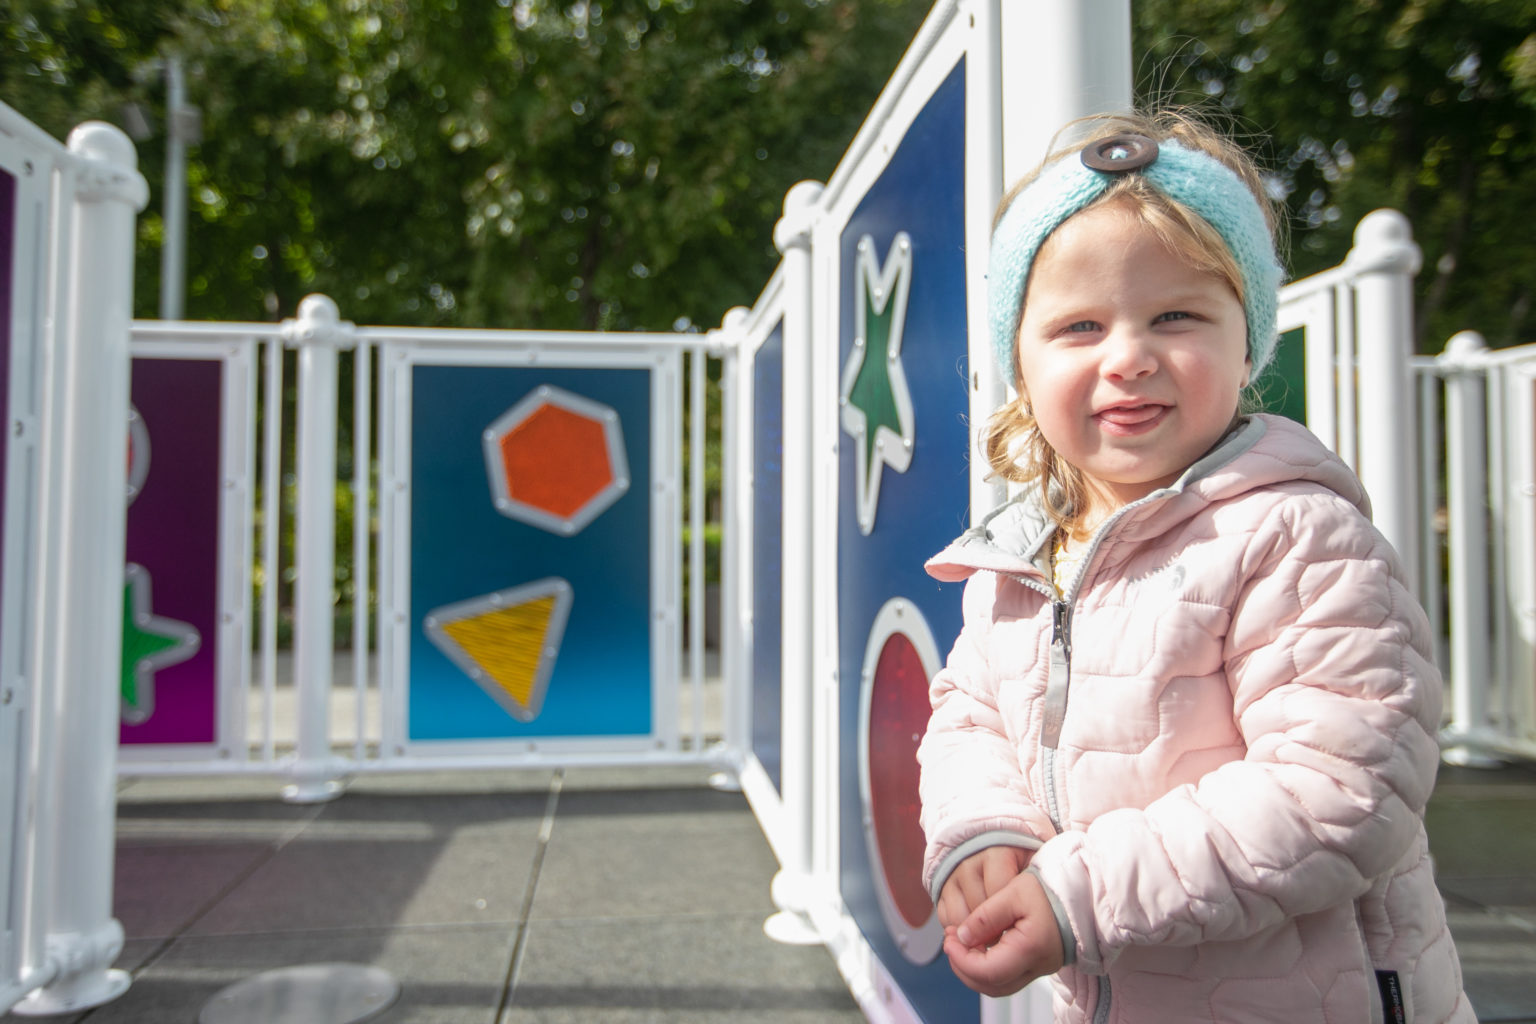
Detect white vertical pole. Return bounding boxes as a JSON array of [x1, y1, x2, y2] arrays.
[[688, 345, 706, 751], [157, 56, 186, 322], [280, 294, 352, 803], [965, 0, 1007, 521], [1418, 370, 1442, 661], [260, 337, 284, 761], [1347, 209, 1422, 592], [1440, 332, 1500, 765], [998, 0, 1133, 184], [1336, 283, 1360, 471], [13, 122, 146, 1017], [715, 308, 749, 773], [763, 180, 824, 946], [1504, 365, 1536, 748], [350, 340, 371, 760]]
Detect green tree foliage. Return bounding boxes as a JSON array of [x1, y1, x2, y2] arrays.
[[1134, 0, 1536, 350], [5, 0, 931, 330]]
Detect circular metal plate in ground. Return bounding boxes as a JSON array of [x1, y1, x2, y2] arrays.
[[198, 963, 399, 1024]]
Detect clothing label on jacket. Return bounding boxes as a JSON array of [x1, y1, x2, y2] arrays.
[[1376, 969, 1407, 1023]]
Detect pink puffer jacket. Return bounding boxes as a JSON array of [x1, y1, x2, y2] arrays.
[[918, 415, 1472, 1023]]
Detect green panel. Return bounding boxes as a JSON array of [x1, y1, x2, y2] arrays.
[[1255, 326, 1307, 424]]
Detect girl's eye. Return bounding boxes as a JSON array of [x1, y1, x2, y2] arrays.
[[1065, 320, 1101, 333], [1155, 311, 1193, 323]]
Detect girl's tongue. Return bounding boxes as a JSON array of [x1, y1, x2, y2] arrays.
[[1096, 403, 1165, 427]]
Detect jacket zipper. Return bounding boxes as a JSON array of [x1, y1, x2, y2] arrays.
[[1042, 593, 1114, 1020], [1041, 598, 1072, 831], [1033, 532, 1125, 1022], [1093, 976, 1112, 1024]]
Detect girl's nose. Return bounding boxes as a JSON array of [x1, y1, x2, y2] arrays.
[[1101, 326, 1157, 380]]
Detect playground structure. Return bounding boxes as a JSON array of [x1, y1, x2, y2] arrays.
[[2, 1, 1534, 1021]]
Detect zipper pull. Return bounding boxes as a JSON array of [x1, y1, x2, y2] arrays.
[[1052, 600, 1071, 654]]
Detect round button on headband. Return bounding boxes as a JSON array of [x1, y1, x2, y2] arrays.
[[988, 136, 1285, 385], [1080, 133, 1159, 173]]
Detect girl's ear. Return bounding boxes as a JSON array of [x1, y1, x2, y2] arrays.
[[1241, 356, 1253, 390]]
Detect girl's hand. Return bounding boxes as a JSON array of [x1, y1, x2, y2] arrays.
[[944, 872, 1066, 997], [936, 845, 1032, 932]]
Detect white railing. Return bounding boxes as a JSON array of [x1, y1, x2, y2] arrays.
[[0, 105, 146, 1016], [117, 298, 735, 792], [1430, 335, 1536, 763], [1279, 215, 1536, 765], [1278, 208, 1425, 595]]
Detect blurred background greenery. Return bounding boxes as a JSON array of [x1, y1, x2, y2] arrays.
[[8, 0, 1532, 645]]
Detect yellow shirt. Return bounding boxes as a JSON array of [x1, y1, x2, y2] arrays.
[[1052, 529, 1089, 596]]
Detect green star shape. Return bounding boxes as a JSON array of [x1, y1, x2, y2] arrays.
[[849, 287, 903, 472], [121, 564, 200, 725], [840, 232, 916, 535]]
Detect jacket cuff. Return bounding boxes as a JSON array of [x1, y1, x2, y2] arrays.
[[1026, 866, 1077, 967], [1030, 835, 1104, 973], [927, 830, 1044, 904]]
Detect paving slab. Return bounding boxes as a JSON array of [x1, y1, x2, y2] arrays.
[[187, 831, 541, 936], [1429, 762, 1536, 1024], [503, 913, 863, 1023], [35, 927, 517, 1024], [114, 843, 278, 940], [533, 796, 781, 923], [305, 788, 554, 840], [1444, 907, 1536, 1024]]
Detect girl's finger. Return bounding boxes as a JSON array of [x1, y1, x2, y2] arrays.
[[956, 887, 1022, 950], [981, 848, 1023, 896]]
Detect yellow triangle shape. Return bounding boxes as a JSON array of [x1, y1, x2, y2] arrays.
[[439, 596, 557, 710]]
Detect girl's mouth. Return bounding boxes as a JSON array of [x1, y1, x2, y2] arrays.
[[1094, 403, 1168, 435]]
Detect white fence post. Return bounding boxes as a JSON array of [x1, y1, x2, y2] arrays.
[[12, 122, 146, 1017], [1439, 332, 1505, 766], [1346, 209, 1423, 592], [764, 179, 824, 945], [280, 294, 354, 803], [714, 306, 750, 780], [1500, 362, 1536, 753]]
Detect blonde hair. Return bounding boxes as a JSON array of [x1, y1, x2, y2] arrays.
[[983, 108, 1281, 536]]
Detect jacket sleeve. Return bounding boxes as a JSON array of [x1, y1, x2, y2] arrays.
[[918, 570, 1059, 901], [1029, 493, 1444, 973]]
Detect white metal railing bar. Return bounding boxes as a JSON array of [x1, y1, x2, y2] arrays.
[[352, 326, 688, 349], [715, 308, 747, 782], [282, 295, 351, 802], [260, 337, 281, 762], [125, 319, 284, 339], [688, 347, 706, 753], [1506, 363, 1536, 745], [1441, 332, 1494, 762], [1490, 365, 1512, 733], [1418, 369, 1443, 669], [351, 341, 372, 761], [1276, 261, 1355, 302], [1337, 282, 1359, 471]]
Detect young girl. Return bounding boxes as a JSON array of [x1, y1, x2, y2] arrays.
[[917, 110, 1473, 1022]]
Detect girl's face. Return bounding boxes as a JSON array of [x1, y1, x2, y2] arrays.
[[1016, 200, 1250, 519]]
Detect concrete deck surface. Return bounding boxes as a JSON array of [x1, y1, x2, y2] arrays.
[[4, 759, 1534, 1023]]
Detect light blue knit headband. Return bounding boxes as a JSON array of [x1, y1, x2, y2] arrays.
[[988, 135, 1284, 385]]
